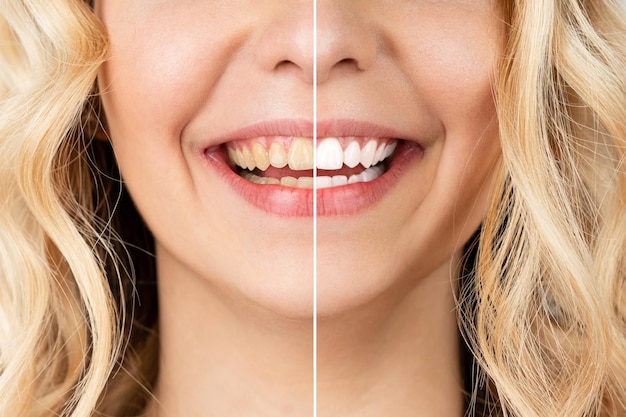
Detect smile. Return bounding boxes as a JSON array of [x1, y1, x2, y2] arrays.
[[201, 120, 423, 216], [225, 137, 398, 189]]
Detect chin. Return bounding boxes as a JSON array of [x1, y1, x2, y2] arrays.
[[210, 256, 316, 321]]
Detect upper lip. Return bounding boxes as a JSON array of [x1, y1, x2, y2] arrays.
[[204, 118, 419, 150]]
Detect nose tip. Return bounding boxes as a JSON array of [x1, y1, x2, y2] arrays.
[[254, 4, 377, 85]]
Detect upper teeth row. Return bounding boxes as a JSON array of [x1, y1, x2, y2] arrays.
[[227, 138, 398, 171]]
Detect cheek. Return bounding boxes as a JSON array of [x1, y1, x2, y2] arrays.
[[96, 3, 250, 154], [423, 9, 503, 214], [401, 11, 504, 257], [384, 1, 504, 129], [428, 88, 501, 248], [422, 28, 501, 133]]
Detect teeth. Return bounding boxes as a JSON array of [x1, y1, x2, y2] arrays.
[[373, 142, 386, 165], [252, 142, 270, 171], [297, 177, 314, 188], [239, 165, 386, 189], [317, 138, 343, 170], [361, 164, 383, 182], [280, 176, 298, 187], [235, 148, 245, 168], [288, 138, 314, 170], [314, 138, 395, 170], [241, 171, 279, 185], [242, 146, 255, 170], [343, 141, 361, 168], [227, 139, 397, 171], [226, 138, 397, 188], [331, 175, 348, 187], [315, 176, 332, 189], [360, 140, 377, 169], [269, 142, 288, 168], [384, 141, 397, 158]]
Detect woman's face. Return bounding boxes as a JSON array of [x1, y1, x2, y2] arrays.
[[96, 0, 504, 317]]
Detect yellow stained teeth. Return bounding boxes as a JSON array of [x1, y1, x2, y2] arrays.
[[242, 146, 255, 170], [297, 177, 314, 189], [227, 147, 238, 166], [288, 138, 314, 170], [235, 148, 245, 168], [265, 177, 280, 185], [253, 142, 270, 170], [280, 176, 298, 187], [269, 142, 288, 168]]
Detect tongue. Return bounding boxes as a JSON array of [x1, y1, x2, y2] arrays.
[[260, 165, 366, 178]]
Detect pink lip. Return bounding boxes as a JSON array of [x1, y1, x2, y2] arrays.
[[201, 119, 423, 217], [205, 118, 418, 146]]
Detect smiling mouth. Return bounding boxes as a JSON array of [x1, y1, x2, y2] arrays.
[[225, 137, 398, 189]]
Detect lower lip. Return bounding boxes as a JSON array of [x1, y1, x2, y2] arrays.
[[202, 141, 422, 217]]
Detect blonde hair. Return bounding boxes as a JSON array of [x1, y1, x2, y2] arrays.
[[0, 1, 624, 417], [461, 0, 626, 416], [0, 1, 157, 416]]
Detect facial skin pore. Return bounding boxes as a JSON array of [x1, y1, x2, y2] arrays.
[[95, 0, 504, 415]]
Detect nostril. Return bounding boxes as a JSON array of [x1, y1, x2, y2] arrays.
[[337, 58, 357, 65], [335, 57, 364, 71], [274, 59, 302, 73]]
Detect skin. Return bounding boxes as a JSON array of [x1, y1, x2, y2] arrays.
[[315, 2, 503, 415], [95, 0, 504, 415]]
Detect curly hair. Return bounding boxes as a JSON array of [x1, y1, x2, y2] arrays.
[[461, 0, 626, 416], [0, 0, 624, 416]]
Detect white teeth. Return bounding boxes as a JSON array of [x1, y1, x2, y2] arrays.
[[361, 164, 384, 182], [316, 138, 343, 170], [348, 174, 361, 185], [373, 142, 386, 165], [315, 176, 333, 189], [316, 165, 385, 189], [331, 175, 348, 187], [343, 141, 361, 168], [384, 141, 397, 158], [315, 138, 394, 170], [360, 140, 377, 169]]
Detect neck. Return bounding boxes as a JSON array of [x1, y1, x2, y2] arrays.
[[147, 252, 463, 417], [147, 248, 314, 417], [316, 258, 464, 417]]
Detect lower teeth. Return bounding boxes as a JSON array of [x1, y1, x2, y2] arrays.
[[239, 164, 386, 189]]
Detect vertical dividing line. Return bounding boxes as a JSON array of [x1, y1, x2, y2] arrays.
[[312, 0, 318, 416]]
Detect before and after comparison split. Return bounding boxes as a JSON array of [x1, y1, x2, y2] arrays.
[[1, 1, 625, 417]]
